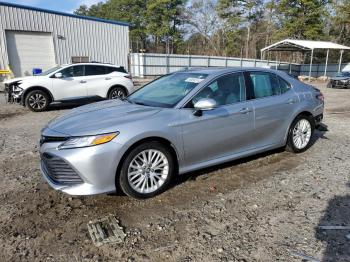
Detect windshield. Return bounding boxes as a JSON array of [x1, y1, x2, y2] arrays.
[[128, 72, 208, 108], [37, 66, 62, 76]]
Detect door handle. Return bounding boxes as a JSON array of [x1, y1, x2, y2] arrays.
[[286, 98, 297, 104], [105, 77, 111, 80], [239, 108, 251, 114], [79, 80, 87, 84]]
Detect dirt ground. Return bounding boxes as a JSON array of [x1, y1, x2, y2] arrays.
[[0, 82, 349, 262]]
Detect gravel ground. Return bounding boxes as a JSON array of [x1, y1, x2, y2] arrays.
[[0, 82, 349, 261]]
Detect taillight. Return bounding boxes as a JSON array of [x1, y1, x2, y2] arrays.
[[316, 93, 324, 101], [124, 75, 132, 80]]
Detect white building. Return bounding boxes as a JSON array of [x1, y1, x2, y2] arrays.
[[0, 2, 129, 77]]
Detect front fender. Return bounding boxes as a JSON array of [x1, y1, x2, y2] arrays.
[[21, 86, 54, 105]]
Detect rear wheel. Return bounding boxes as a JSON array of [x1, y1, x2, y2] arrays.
[[286, 114, 315, 153], [108, 86, 127, 100], [25, 90, 49, 112], [118, 142, 175, 199]]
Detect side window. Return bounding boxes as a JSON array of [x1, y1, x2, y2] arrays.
[[59, 67, 74, 78], [105, 66, 127, 74], [249, 72, 280, 99], [85, 65, 106, 76], [73, 65, 84, 77], [105, 67, 117, 74], [191, 73, 246, 107], [59, 65, 84, 78], [277, 76, 291, 94]]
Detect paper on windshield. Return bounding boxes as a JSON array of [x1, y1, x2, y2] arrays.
[[185, 77, 204, 84]]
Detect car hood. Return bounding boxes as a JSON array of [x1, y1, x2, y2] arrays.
[[46, 99, 162, 136], [3, 76, 37, 84]]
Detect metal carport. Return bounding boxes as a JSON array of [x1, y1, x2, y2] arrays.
[[261, 39, 350, 80]]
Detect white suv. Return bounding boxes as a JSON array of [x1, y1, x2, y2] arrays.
[[4, 63, 135, 112]]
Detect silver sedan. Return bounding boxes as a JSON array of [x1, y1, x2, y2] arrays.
[[40, 68, 324, 199]]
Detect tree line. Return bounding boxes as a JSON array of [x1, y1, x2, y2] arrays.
[[75, 0, 350, 63]]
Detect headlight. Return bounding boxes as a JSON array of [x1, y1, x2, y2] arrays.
[[13, 86, 23, 92], [58, 132, 118, 150]]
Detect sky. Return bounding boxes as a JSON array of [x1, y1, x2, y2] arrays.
[[2, 0, 105, 13]]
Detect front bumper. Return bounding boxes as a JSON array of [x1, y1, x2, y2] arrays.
[[314, 113, 323, 126], [40, 139, 127, 195], [330, 80, 350, 89], [4, 83, 23, 103]]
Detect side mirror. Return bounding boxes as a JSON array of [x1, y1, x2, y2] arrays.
[[54, 72, 63, 78], [193, 98, 217, 116]]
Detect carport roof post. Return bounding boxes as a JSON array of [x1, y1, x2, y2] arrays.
[[339, 50, 344, 73], [309, 49, 314, 82], [324, 49, 329, 77]]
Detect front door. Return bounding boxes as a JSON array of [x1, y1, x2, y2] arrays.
[[180, 72, 255, 167], [51, 65, 87, 100]]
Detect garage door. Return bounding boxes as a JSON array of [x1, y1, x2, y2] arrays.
[[6, 31, 56, 77]]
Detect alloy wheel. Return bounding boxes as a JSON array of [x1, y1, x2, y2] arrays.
[[292, 119, 312, 149], [28, 93, 47, 110], [127, 149, 169, 194], [111, 89, 125, 99]]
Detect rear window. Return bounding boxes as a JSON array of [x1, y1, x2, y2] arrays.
[[277, 76, 291, 93]]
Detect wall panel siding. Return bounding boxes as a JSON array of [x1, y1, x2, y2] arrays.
[[131, 53, 299, 77], [0, 3, 129, 74], [131, 53, 350, 78]]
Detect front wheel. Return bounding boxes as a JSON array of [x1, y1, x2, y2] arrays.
[[108, 86, 127, 100], [286, 115, 315, 153], [25, 90, 49, 112], [118, 142, 175, 199]]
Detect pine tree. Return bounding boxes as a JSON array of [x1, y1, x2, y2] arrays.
[[276, 0, 330, 40]]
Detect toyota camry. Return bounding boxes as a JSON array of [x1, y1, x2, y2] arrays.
[[40, 68, 324, 199]]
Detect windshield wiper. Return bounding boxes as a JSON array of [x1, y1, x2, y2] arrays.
[[133, 101, 149, 106], [121, 97, 133, 104]]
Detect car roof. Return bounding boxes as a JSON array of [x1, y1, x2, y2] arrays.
[[177, 67, 282, 76], [61, 63, 123, 68]]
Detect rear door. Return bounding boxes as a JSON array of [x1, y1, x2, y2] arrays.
[[84, 65, 109, 97], [51, 65, 87, 100], [247, 71, 298, 147]]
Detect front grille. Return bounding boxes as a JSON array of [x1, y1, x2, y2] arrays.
[[332, 80, 350, 88], [40, 135, 69, 146], [41, 153, 83, 185]]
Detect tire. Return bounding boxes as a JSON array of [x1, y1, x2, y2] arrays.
[[108, 86, 127, 100], [25, 90, 50, 112], [118, 141, 175, 199], [286, 114, 315, 153]]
